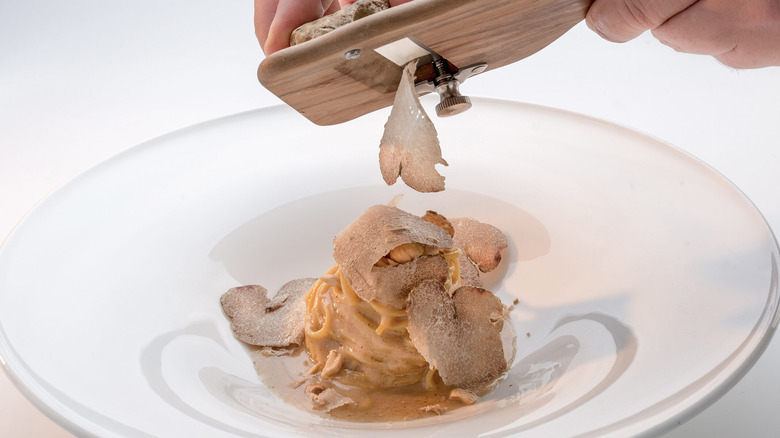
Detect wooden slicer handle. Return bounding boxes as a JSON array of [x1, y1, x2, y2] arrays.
[[257, 0, 591, 126]]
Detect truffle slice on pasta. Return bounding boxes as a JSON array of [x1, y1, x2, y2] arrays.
[[457, 253, 483, 289], [421, 210, 455, 237], [370, 255, 450, 308], [451, 217, 508, 273], [333, 205, 453, 305], [407, 281, 507, 390], [379, 61, 448, 193], [220, 278, 316, 347]]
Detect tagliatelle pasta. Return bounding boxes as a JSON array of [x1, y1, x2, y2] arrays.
[[303, 248, 461, 391]]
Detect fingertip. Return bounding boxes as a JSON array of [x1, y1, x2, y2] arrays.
[[713, 46, 771, 70], [585, 10, 612, 41], [263, 33, 289, 56], [585, 4, 638, 43]]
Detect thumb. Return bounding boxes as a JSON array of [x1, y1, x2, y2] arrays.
[[586, 0, 697, 43]]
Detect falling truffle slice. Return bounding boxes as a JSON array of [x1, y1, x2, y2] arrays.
[[379, 60, 448, 193], [333, 205, 453, 304], [451, 217, 508, 273], [407, 281, 507, 390], [220, 278, 316, 347]]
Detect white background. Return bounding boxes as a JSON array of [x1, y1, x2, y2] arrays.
[[1, 0, 778, 436]]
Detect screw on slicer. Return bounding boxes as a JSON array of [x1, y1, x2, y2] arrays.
[[431, 58, 471, 117], [428, 58, 492, 117]]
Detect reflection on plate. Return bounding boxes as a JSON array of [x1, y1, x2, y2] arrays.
[[0, 97, 778, 437]]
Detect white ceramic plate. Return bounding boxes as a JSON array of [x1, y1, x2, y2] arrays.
[[1, 97, 778, 438]]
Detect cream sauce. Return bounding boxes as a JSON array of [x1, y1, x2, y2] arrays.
[[251, 347, 472, 422]]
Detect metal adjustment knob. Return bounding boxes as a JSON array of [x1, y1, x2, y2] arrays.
[[431, 58, 472, 117], [435, 82, 472, 117]]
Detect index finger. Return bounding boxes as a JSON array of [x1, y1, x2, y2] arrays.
[[586, 0, 697, 43], [254, 0, 279, 50]]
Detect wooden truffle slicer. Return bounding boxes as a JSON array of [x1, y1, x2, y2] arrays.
[[257, 0, 591, 126]]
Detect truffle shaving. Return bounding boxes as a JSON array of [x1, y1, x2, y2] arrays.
[[333, 204, 453, 303], [379, 60, 448, 193], [450, 388, 479, 405], [220, 278, 316, 348], [407, 281, 507, 390], [421, 210, 455, 237], [451, 217, 508, 272], [370, 254, 450, 308], [457, 252, 483, 289], [304, 384, 356, 412]]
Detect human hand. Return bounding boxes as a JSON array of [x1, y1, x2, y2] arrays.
[[586, 0, 780, 68], [256, 0, 414, 55]]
